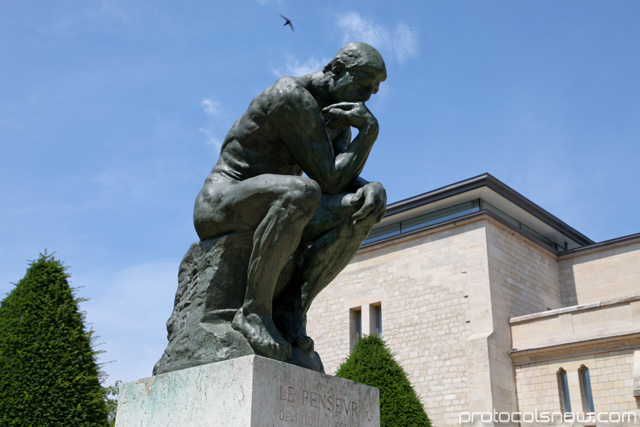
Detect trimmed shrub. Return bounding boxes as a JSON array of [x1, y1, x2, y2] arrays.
[[336, 335, 431, 427], [0, 253, 109, 426]]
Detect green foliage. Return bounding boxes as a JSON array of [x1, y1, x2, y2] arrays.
[[336, 335, 431, 427], [0, 253, 109, 426], [104, 380, 121, 426]]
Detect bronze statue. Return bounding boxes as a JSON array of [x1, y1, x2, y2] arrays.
[[155, 42, 387, 374]]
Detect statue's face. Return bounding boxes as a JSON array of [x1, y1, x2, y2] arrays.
[[330, 65, 386, 103]]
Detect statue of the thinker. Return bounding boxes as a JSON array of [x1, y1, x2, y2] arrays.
[[155, 42, 387, 374]]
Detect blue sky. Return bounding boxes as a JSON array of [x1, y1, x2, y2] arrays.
[[1, 1, 639, 386]]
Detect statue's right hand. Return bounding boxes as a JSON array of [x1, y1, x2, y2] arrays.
[[321, 102, 377, 131], [350, 181, 386, 223]]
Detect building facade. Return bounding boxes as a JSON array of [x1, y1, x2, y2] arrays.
[[306, 174, 640, 426]]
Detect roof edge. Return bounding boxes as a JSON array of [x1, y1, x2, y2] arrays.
[[384, 173, 595, 246], [559, 232, 640, 257]]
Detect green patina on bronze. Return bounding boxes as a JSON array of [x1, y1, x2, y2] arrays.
[[155, 42, 387, 374]]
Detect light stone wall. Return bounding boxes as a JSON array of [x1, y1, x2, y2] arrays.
[[484, 219, 563, 417], [514, 350, 640, 426], [511, 297, 640, 352], [307, 218, 490, 426], [307, 212, 640, 426], [559, 237, 640, 306], [485, 221, 562, 317], [308, 215, 564, 426]]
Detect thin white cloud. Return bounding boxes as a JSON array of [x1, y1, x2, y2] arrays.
[[199, 127, 223, 152], [273, 55, 328, 77], [336, 12, 418, 64], [337, 12, 390, 49], [201, 98, 223, 118], [200, 98, 226, 152], [394, 23, 419, 63]]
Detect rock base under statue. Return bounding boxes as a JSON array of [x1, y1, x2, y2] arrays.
[[154, 233, 323, 375], [116, 355, 380, 427]]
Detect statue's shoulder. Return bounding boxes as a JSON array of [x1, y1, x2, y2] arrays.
[[266, 77, 318, 112], [271, 75, 302, 92]]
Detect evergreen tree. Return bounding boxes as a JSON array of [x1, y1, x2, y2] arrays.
[[0, 253, 109, 426], [336, 335, 431, 427], [104, 380, 121, 426]]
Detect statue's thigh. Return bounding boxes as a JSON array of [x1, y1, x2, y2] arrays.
[[196, 174, 321, 236], [301, 192, 358, 242]]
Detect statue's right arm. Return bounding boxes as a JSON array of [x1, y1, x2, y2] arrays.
[[273, 89, 379, 195]]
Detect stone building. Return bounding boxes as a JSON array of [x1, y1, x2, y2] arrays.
[[306, 173, 640, 426]]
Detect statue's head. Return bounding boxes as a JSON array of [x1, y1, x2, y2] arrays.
[[324, 42, 387, 103]]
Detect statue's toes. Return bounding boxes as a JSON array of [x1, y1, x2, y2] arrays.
[[252, 337, 291, 361], [295, 335, 314, 351], [277, 341, 293, 360]]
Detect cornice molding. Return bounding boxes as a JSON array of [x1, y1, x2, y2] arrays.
[[510, 332, 640, 366]]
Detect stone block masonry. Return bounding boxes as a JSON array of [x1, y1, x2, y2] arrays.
[[116, 355, 380, 427]]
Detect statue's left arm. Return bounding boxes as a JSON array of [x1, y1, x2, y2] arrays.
[[330, 127, 387, 223]]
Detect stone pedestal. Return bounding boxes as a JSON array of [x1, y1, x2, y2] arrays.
[[116, 355, 380, 427]]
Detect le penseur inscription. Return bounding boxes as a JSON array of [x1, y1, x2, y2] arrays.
[[276, 384, 371, 427]]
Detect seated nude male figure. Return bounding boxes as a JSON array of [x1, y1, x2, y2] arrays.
[[193, 42, 387, 362]]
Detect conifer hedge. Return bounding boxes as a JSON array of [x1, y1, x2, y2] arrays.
[[336, 335, 431, 427], [0, 253, 109, 426]]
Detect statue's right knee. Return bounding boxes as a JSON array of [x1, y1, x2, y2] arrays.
[[284, 179, 322, 218]]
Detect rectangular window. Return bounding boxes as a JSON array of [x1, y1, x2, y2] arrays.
[[370, 303, 382, 338], [349, 308, 362, 351], [363, 223, 401, 244], [401, 200, 480, 234], [362, 200, 481, 245], [483, 200, 562, 250]]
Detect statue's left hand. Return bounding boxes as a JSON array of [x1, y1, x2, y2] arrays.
[[350, 181, 387, 223]]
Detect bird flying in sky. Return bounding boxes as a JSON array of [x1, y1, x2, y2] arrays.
[[280, 15, 294, 32]]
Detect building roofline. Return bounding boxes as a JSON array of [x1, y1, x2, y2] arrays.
[[384, 173, 595, 246], [559, 232, 640, 257]]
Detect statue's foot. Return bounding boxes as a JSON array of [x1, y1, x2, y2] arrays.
[[232, 311, 292, 361], [273, 306, 314, 351], [288, 312, 314, 351], [293, 335, 314, 351]]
